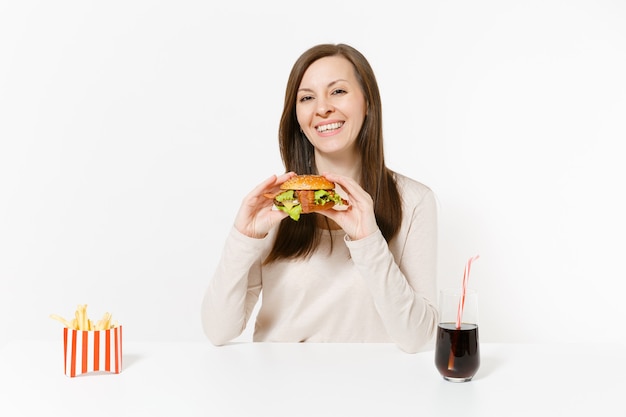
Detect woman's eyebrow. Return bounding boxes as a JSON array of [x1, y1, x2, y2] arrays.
[[298, 79, 349, 94]]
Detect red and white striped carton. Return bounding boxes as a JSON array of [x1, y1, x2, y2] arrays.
[[63, 326, 123, 377]]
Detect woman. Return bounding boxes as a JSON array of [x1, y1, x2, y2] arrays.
[[201, 43, 438, 353]]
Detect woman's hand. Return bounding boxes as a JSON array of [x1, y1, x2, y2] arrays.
[[319, 173, 379, 240], [233, 172, 296, 239]]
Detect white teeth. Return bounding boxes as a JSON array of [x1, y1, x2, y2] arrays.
[[316, 122, 343, 132]]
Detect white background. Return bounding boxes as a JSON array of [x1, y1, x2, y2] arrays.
[[1, 0, 625, 349]]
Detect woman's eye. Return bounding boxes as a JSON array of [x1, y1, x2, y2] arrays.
[[298, 95, 313, 103], [332, 89, 347, 95]]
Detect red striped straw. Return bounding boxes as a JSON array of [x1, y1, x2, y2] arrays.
[[456, 255, 480, 329]]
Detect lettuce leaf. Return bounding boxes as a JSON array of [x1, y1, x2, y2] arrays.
[[275, 190, 295, 202], [278, 204, 303, 221], [314, 189, 343, 205], [274, 190, 302, 220]]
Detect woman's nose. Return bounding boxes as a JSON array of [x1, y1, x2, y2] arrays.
[[317, 98, 334, 115]]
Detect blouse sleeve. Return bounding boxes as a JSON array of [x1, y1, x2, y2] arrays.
[[345, 187, 438, 353], [201, 227, 265, 345]]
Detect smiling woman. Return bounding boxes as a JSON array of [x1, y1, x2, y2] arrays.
[[201, 43, 439, 354]]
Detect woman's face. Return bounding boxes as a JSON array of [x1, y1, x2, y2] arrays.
[[296, 56, 367, 160]]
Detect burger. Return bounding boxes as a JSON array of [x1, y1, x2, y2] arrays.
[[266, 175, 347, 221]]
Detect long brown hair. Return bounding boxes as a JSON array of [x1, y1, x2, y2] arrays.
[[264, 43, 402, 263]]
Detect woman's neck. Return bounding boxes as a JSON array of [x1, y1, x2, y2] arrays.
[[314, 152, 362, 182]]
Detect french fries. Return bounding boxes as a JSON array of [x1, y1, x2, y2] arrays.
[[50, 304, 118, 331]]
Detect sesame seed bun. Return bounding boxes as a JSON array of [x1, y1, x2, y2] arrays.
[[280, 175, 335, 190]]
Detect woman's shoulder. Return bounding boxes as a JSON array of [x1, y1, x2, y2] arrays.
[[392, 171, 435, 205]]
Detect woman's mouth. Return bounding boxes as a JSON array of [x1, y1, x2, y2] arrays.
[[316, 122, 344, 133]]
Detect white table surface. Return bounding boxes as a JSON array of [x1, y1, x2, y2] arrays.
[[1, 340, 624, 416]]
